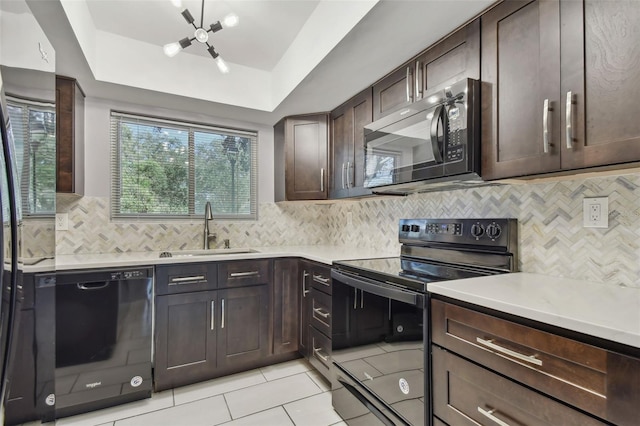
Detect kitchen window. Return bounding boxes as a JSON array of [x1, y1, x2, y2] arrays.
[[110, 111, 258, 220], [6, 97, 56, 216]]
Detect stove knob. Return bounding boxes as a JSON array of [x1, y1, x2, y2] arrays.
[[410, 225, 420, 233], [486, 224, 502, 239], [401, 224, 410, 232], [470, 223, 484, 238]]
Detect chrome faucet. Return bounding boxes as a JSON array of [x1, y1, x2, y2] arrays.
[[203, 201, 217, 249]]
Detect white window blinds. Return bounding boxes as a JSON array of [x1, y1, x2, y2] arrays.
[[110, 111, 258, 220]]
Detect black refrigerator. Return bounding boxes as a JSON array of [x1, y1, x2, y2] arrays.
[[0, 71, 23, 424]]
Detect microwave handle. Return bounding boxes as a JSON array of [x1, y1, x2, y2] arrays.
[[430, 104, 445, 163], [405, 66, 413, 103]]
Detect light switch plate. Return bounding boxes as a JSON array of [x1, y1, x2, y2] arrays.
[[583, 197, 608, 228], [56, 213, 69, 231]]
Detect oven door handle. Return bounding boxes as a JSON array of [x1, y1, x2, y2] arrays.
[[331, 270, 424, 308]]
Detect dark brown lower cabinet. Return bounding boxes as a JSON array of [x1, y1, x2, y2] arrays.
[[432, 346, 605, 426], [154, 285, 269, 391], [273, 259, 300, 355]]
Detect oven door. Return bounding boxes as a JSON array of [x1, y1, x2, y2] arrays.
[[331, 269, 427, 426]]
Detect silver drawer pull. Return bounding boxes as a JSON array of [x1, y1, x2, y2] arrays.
[[476, 337, 542, 366], [313, 274, 330, 285], [566, 91, 574, 149], [229, 271, 259, 278], [313, 307, 330, 319], [170, 275, 206, 284], [478, 407, 511, 426], [543, 98, 552, 153], [313, 346, 329, 362]]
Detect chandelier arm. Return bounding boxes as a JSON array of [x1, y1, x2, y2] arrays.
[[200, 0, 205, 29]]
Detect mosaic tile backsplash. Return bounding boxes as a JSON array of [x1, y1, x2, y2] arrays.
[[56, 172, 640, 288]]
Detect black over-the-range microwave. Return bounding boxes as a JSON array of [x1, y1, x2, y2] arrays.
[[363, 78, 480, 194]]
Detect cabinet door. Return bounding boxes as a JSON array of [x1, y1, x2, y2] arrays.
[[273, 259, 299, 355], [560, 0, 640, 169], [416, 18, 480, 99], [331, 88, 373, 199], [373, 62, 414, 121], [154, 292, 217, 391], [56, 75, 84, 195], [481, 0, 562, 180], [285, 114, 328, 200], [217, 285, 270, 369]]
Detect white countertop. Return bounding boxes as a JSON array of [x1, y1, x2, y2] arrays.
[[53, 245, 399, 271], [428, 272, 640, 349]]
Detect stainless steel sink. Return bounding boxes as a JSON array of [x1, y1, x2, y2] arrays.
[[159, 248, 258, 258]]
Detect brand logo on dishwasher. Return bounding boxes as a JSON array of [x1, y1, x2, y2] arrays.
[[86, 381, 102, 389]]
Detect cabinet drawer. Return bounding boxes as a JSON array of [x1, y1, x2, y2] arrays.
[[311, 288, 331, 337], [156, 263, 217, 295], [431, 299, 640, 425], [309, 325, 332, 380], [432, 346, 605, 426], [310, 266, 332, 294], [218, 260, 270, 288]]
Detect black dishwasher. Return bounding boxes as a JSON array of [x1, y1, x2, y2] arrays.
[[40, 267, 153, 420]]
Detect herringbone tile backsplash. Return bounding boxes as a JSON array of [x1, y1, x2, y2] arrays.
[[56, 171, 640, 288]]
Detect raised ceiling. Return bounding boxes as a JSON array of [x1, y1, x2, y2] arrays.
[[16, 0, 496, 124]]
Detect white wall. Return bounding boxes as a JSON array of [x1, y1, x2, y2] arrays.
[[83, 97, 275, 202]]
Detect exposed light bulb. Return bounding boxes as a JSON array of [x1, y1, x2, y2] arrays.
[[216, 56, 230, 74], [223, 13, 239, 28], [163, 42, 182, 57], [170, 0, 182, 8]]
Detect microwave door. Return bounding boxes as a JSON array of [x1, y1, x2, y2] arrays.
[[364, 107, 442, 188]]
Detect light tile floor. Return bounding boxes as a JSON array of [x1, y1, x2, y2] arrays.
[[23, 359, 345, 426]]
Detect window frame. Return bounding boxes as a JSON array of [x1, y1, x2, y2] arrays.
[[110, 111, 258, 220]]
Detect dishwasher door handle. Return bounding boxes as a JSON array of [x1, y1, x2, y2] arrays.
[[77, 282, 110, 290]]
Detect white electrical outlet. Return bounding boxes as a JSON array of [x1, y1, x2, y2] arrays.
[[583, 197, 608, 228], [56, 213, 69, 231]]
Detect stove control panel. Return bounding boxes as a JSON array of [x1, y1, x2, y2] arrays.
[[399, 218, 517, 249]]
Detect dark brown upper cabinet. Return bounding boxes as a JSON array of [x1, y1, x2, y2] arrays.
[[482, 0, 640, 180], [330, 88, 373, 199], [372, 19, 480, 121], [56, 75, 85, 195], [274, 114, 328, 201]]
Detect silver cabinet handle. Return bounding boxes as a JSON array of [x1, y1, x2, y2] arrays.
[[210, 300, 215, 330], [221, 298, 225, 329], [405, 66, 412, 102], [320, 168, 325, 192], [302, 271, 310, 296], [354, 288, 358, 309], [415, 60, 421, 100], [229, 271, 259, 278], [543, 98, 552, 153], [313, 345, 330, 362], [313, 274, 330, 285], [169, 275, 206, 285], [341, 163, 346, 189], [313, 307, 330, 319], [346, 161, 351, 188], [478, 407, 511, 426], [566, 91, 573, 149], [476, 337, 542, 366], [360, 288, 364, 309]]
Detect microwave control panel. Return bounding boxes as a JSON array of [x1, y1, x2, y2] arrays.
[[445, 104, 466, 163]]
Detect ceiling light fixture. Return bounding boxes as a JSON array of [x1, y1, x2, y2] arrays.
[[163, 0, 238, 74]]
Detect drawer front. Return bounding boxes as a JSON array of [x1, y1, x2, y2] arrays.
[[309, 325, 332, 380], [311, 288, 332, 337], [218, 260, 271, 288], [432, 346, 606, 426], [431, 299, 640, 425], [310, 265, 332, 294], [156, 263, 217, 295]]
